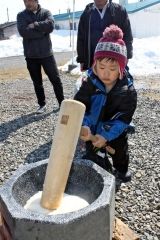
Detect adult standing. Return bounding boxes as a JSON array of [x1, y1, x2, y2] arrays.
[[17, 0, 64, 113], [77, 0, 133, 71]]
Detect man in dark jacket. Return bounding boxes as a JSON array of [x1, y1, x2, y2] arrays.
[[77, 0, 133, 71], [17, 0, 64, 113]]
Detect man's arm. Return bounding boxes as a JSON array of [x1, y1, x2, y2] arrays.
[[17, 12, 45, 39], [33, 10, 54, 34], [76, 13, 86, 64], [121, 7, 133, 59]]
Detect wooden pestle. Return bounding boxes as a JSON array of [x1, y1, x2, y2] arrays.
[[41, 100, 86, 210]]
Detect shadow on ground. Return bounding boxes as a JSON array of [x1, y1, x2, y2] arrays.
[[25, 139, 82, 164], [0, 112, 52, 142], [25, 141, 52, 164]]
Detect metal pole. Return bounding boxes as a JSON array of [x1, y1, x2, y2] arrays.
[[68, 8, 71, 47], [72, 0, 75, 65], [68, 0, 76, 72], [7, 8, 9, 22]]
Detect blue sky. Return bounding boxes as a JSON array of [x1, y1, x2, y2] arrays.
[[0, 0, 136, 24]]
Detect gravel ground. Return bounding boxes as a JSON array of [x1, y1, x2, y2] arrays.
[[0, 73, 160, 239]]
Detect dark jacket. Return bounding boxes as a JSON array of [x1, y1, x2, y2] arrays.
[[77, 2, 133, 70], [74, 69, 137, 142], [17, 5, 54, 58]]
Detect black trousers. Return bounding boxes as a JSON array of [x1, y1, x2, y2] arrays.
[[85, 133, 129, 173], [26, 56, 64, 107], [109, 133, 129, 173]]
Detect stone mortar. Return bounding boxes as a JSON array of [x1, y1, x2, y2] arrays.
[[0, 159, 115, 240]]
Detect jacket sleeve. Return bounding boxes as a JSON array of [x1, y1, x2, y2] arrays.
[[97, 86, 137, 141], [74, 79, 94, 127], [17, 13, 45, 39], [34, 10, 54, 33], [76, 12, 86, 63], [74, 79, 92, 111], [97, 119, 128, 141], [120, 6, 133, 59], [117, 87, 137, 124]]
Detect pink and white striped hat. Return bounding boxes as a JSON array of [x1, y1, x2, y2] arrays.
[[94, 25, 127, 77]]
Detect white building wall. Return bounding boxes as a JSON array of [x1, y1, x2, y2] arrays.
[[55, 19, 79, 30], [55, 4, 160, 38], [129, 4, 160, 38], [4, 24, 18, 38]]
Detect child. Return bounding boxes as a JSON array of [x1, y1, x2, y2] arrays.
[[74, 25, 137, 182]]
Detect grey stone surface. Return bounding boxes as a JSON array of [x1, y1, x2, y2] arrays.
[[0, 159, 115, 240]]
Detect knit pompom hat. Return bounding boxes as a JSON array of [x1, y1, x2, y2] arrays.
[[94, 25, 127, 78]]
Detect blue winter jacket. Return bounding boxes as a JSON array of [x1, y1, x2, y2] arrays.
[[74, 69, 137, 142]]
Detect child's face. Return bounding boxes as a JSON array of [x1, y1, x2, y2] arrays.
[[95, 58, 120, 87]]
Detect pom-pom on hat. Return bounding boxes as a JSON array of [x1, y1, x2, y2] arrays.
[[94, 25, 127, 78]]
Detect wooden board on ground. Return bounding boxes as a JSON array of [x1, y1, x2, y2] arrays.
[[0, 213, 2, 226], [113, 217, 140, 240], [0, 212, 11, 240]]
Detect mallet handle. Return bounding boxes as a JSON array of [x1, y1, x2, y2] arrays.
[[80, 127, 115, 155]]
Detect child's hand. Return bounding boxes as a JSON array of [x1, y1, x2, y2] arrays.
[[80, 63, 84, 72], [80, 126, 92, 141], [92, 134, 106, 148]]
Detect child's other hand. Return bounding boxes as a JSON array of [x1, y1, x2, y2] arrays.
[[92, 134, 106, 148], [80, 63, 84, 72], [80, 126, 91, 141]]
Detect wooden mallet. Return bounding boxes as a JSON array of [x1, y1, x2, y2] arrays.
[[41, 100, 86, 210]]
